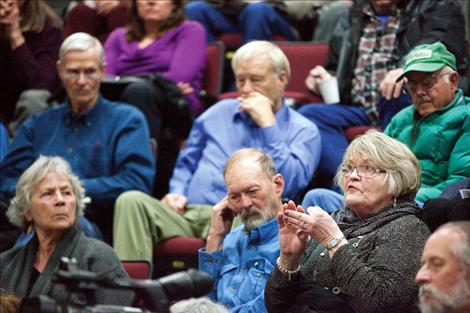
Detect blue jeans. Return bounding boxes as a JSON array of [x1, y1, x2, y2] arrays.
[[185, 1, 296, 43], [302, 188, 344, 214]]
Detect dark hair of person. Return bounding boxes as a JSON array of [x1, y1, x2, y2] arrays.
[[126, 0, 185, 42]]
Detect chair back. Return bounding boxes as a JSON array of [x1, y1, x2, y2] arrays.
[[122, 260, 152, 279], [277, 41, 329, 104], [201, 42, 225, 100]]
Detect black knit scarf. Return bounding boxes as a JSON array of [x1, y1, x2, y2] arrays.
[[332, 195, 421, 238]]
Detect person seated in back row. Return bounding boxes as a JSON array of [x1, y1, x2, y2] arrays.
[[112, 40, 321, 265], [0, 0, 63, 133], [0, 32, 155, 246], [103, 0, 207, 196], [302, 41, 470, 213], [298, 0, 468, 190]]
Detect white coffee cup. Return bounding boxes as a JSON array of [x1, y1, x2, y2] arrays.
[[318, 77, 340, 104]]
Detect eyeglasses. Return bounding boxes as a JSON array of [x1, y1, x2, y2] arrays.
[[403, 72, 449, 95], [341, 164, 386, 178], [63, 68, 101, 81]]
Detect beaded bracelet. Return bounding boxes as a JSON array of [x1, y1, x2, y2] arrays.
[[276, 256, 300, 281]]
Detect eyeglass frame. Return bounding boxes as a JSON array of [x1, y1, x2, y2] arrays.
[[340, 164, 386, 178], [62, 67, 102, 81], [403, 71, 450, 95]]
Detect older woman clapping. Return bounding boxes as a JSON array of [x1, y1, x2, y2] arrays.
[[265, 130, 430, 313], [0, 156, 132, 305]]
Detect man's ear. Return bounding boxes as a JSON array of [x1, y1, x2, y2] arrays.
[[278, 71, 289, 89], [273, 173, 284, 197], [449, 71, 459, 92]]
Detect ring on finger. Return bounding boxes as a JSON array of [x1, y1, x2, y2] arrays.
[[300, 220, 305, 228]]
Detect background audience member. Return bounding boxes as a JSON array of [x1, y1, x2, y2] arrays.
[[64, 0, 129, 43], [200, 149, 282, 312], [0, 32, 155, 246], [385, 42, 470, 203], [112, 40, 320, 264], [416, 221, 470, 313], [0, 156, 133, 306], [299, 0, 468, 190], [0, 0, 63, 132], [184, 0, 298, 44], [265, 130, 429, 313], [104, 0, 206, 196], [170, 297, 229, 313], [302, 41, 470, 213]]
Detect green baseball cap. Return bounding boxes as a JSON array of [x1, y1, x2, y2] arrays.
[[396, 42, 456, 82]]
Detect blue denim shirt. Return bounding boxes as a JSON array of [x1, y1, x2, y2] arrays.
[[0, 96, 155, 205], [199, 218, 279, 313], [170, 99, 321, 205]]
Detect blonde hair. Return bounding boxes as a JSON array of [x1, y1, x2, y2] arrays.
[[335, 130, 421, 198]]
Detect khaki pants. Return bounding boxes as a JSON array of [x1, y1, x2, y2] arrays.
[[113, 190, 213, 263]]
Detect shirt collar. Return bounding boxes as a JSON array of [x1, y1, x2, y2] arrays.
[[64, 95, 103, 126], [246, 218, 278, 245]]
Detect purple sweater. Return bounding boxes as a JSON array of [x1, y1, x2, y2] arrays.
[[104, 21, 207, 115]]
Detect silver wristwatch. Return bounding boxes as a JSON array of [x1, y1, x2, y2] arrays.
[[325, 235, 345, 251]]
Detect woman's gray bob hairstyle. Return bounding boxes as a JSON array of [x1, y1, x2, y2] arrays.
[[7, 156, 85, 229], [335, 130, 421, 198], [231, 40, 291, 81]]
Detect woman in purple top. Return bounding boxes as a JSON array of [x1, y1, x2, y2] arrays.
[[104, 0, 207, 196]]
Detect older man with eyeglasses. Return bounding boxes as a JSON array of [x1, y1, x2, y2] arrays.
[[301, 41, 469, 214], [384, 41, 470, 204], [0, 32, 155, 247]]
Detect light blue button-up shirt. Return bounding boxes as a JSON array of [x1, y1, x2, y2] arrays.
[[199, 218, 280, 313], [170, 99, 321, 205]]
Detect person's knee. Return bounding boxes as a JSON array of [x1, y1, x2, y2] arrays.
[[115, 190, 148, 211], [185, 1, 211, 18], [243, 2, 274, 18]]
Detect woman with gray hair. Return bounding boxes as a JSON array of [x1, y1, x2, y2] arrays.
[[0, 156, 132, 305], [265, 130, 430, 313]]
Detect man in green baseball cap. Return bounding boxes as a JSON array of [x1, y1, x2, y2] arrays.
[[384, 41, 470, 203]]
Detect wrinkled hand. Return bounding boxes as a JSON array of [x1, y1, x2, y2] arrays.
[[95, 0, 120, 15], [277, 201, 308, 262], [284, 205, 344, 248], [161, 193, 188, 215], [305, 66, 332, 95], [238, 92, 276, 128], [205, 197, 237, 252], [379, 68, 405, 100], [177, 82, 194, 95]]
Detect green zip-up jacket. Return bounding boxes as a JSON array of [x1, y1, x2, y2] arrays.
[[385, 89, 470, 202]]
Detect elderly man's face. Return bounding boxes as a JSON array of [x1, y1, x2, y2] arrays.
[[225, 159, 283, 231], [405, 69, 457, 117], [26, 171, 77, 236], [57, 47, 104, 113], [234, 56, 287, 111], [415, 228, 470, 313]]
